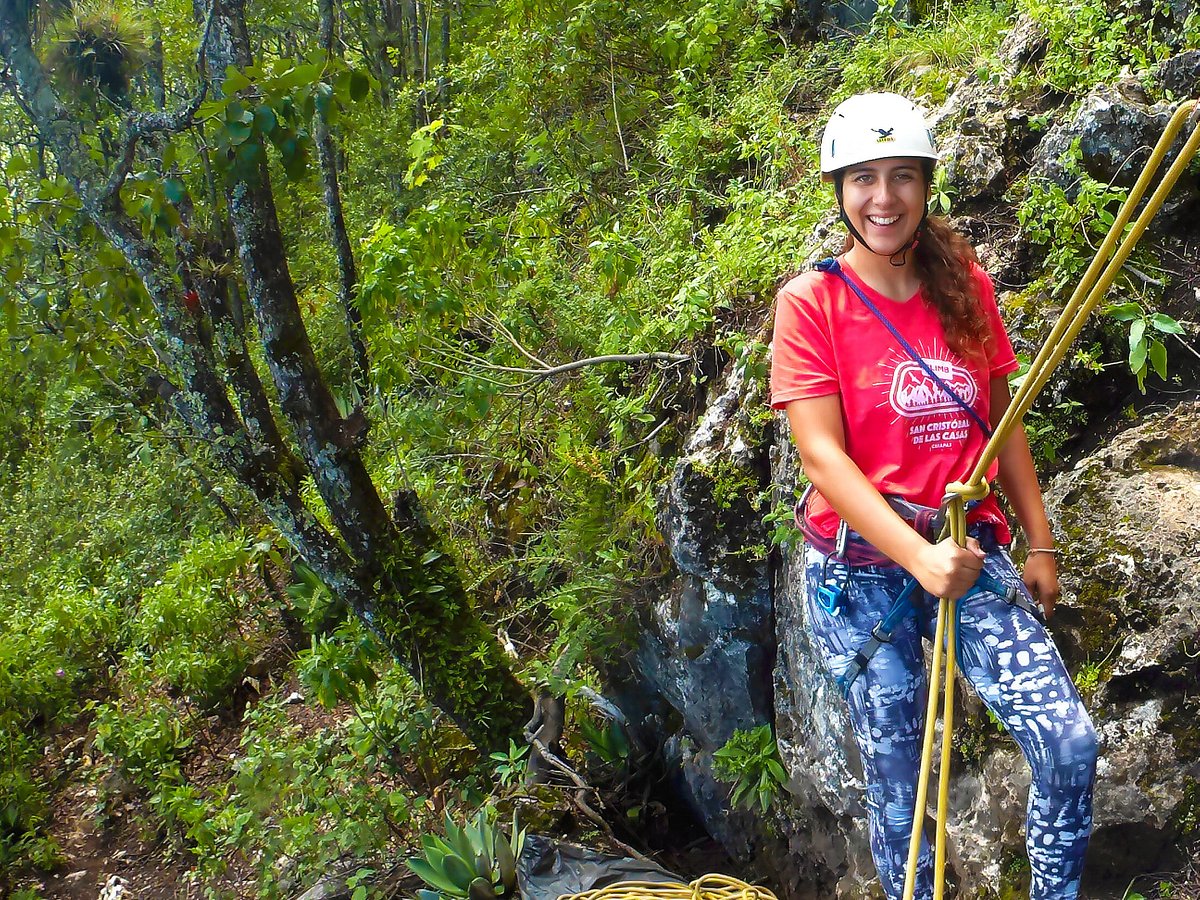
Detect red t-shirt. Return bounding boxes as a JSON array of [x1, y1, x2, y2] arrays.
[[770, 258, 1019, 543]]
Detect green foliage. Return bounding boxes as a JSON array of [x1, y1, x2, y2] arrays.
[[488, 739, 530, 788], [763, 495, 804, 550], [929, 166, 954, 216], [286, 562, 347, 634], [298, 618, 383, 709], [92, 695, 193, 786], [406, 119, 454, 188], [1023, 398, 1086, 463], [1017, 0, 1172, 94], [407, 807, 525, 900], [1104, 301, 1186, 392], [578, 715, 630, 767], [1016, 141, 1134, 294], [829, 0, 1013, 102], [711, 724, 789, 813], [195, 56, 373, 182], [127, 534, 268, 708]]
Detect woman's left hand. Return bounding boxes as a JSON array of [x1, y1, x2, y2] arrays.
[[1023, 552, 1060, 619]]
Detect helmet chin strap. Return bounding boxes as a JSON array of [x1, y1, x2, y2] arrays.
[[834, 174, 928, 267]]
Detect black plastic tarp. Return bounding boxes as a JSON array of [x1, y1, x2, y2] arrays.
[[517, 835, 682, 900]]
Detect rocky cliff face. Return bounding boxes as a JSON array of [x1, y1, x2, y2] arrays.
[[616, 23, 1200, 900]]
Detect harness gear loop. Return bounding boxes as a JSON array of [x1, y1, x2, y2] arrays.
[[899, 98, 1200, 900]]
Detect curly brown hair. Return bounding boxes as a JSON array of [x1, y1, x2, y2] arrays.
[[912, 216, 992, 359]]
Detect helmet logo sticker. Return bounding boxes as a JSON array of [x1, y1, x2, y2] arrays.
[[872, 127, 895, 143]]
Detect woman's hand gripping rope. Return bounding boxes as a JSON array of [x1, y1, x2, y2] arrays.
[[910, 537, 986, 600]]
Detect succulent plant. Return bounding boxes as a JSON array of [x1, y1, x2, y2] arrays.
[[408, 807, 525, 900]]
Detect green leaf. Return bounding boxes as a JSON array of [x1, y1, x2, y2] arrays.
[[445, 814, 474, 862], [495, 833, 517, 892], [282, 142, 309, 180], [162, 177, 186, 204], [1149, 312, 1184, 334], [1129, 337, 1148, 373], [223, 67, 252, 93], [226, 122, 253, 145], [1129, 318, 1146, 350], [196, 97, 230, 120], [1104, 302, 1143, 322], [420, 841, 447, 872], [442, 853, 476, 891], [315, 81, 334, 118], [421, 549, 444, 565], [5, 153, 31, 176], [237, 143, 263, 167], [349, 70, 370, 102], [352, 888, 368, 900], [408, 858, 463, 896], [255, 104, 278, 135], [1148, 338, 1168, 380]]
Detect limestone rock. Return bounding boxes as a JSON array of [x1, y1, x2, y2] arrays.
[[1041, 404, 1200, 879], [1030, 84, 1186, 193], [296, 874, 352, 900], [939, 117, 1007, 200], [1158, 50, 1200, 100]]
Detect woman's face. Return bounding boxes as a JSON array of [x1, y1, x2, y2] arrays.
[[839, 157, 929, 258]]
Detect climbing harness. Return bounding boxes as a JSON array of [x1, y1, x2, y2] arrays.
[[558, 873, 779, 900], [892, 99, 1200, 900], [833, 563, 1044, 698]]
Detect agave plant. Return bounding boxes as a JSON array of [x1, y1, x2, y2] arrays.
[[408, 807, 525, 900]]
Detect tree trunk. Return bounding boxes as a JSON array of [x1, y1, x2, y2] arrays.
[[438, 0, 449, 104], [315, 0, 371, 399], [0, 0, 531, 753]]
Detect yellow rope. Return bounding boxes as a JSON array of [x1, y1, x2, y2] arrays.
[[903, 98, 1200, 899], [558, 874, 780, 900]]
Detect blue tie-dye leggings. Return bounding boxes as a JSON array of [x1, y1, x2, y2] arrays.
[[804, 535, 1098, 900]]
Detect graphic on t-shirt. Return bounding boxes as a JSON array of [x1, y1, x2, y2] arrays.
[[888, 358, 978, 417], [874, 347, 980, 451]]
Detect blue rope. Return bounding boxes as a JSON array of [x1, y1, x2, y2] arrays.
[[815, 257, 993, 439]]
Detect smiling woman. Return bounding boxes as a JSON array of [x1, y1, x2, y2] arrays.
[[770, 93, 1098, 900], [839, 158, 927, 262]]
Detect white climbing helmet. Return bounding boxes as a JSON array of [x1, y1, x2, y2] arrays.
[[819, 92, 939, 181]]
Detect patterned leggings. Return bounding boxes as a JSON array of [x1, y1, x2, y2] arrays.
[[804, 533, 1098, 900]]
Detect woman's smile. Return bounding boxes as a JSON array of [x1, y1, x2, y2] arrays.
[[840, 157, 928, 258]]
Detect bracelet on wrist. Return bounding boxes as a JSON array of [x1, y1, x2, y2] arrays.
[[1027, 547, 1057, 556]]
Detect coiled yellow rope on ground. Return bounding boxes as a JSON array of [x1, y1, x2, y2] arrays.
[[903, 98, 1200, 900], [559, 874, 779, 900]]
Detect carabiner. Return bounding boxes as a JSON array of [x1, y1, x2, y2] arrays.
[[817, 520, 851, 616]]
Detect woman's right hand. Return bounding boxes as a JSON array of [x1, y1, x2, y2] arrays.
[[911, 537, 987, 599]]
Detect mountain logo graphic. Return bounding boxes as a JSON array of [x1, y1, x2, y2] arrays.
[[888, 359, 978, 417]]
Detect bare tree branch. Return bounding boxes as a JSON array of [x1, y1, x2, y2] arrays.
[[101, 0, 219, 200]]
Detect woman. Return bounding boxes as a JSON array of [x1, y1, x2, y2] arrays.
[[770, 93, 1098, 900]]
